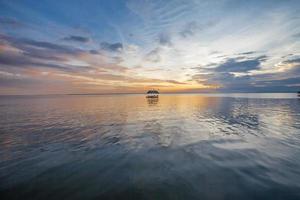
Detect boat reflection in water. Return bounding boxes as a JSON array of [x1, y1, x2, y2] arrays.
[[147, 96, 159, 106]]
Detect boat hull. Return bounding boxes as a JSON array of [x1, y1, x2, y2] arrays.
[[146, 95, 159, 98]]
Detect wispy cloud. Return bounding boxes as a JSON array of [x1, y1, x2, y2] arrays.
[[100, 42, 123, 52], [0, 17, 26, 28], [63, 35, 90, 43]]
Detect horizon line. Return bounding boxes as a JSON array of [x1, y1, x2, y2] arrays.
[[0, 91, 299, 96]]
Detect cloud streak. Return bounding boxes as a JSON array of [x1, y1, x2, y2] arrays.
[[63, 35, 90, 43], [100, 42, 123, 52]]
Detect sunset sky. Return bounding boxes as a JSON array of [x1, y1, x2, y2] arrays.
[[0, 0, 300, 94]]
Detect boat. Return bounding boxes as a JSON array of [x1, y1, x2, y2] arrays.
[[146, 89, 159, 98], [298, 91, 300, 97]]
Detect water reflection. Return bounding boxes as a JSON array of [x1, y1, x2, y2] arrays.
[[147, 96, 159, 106], [0, 94, 300, 199]]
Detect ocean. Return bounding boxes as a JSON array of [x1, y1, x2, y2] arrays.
[[0, 93, 300, 199]]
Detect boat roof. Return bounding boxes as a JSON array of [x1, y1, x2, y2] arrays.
[[147, 90, 159, 94]]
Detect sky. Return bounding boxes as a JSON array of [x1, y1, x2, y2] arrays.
[[0, 0, 300, 94]]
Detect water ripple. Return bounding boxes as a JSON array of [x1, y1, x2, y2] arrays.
[[0, 94, 300, 199]]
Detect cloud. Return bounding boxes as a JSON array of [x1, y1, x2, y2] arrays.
[[63, 35, 90, 43], [0, 50, 91, 72], [158, 33, 172, 46], [0, 17, 25, 28], [0, 34, 132, 77], [292, 32, 300, 38], [100, 42, 123, 52], [144, 48, 161, 63], [191, 55, 273, 91], [214, 56, 266, 73], [282, 57, 300, 64], [89, 50, 100, 54], [56, 70, 190, 89], [0, 34, 82, 56], [198, 55, 300, 92], [16, 39, 81, 55], [258, 77, 300, 86], [166, 80, 186, 85], [192, 55, 267, 73], [180, 21, 199, 38], [0, 77, 37, 87], [0, 51, 35, 67], [239, 51, 256, 55], [0, 34, 98, 74], [179, 20, 217, 38]]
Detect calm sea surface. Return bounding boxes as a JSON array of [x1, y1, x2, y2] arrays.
[[0, 93, 300, 200]]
